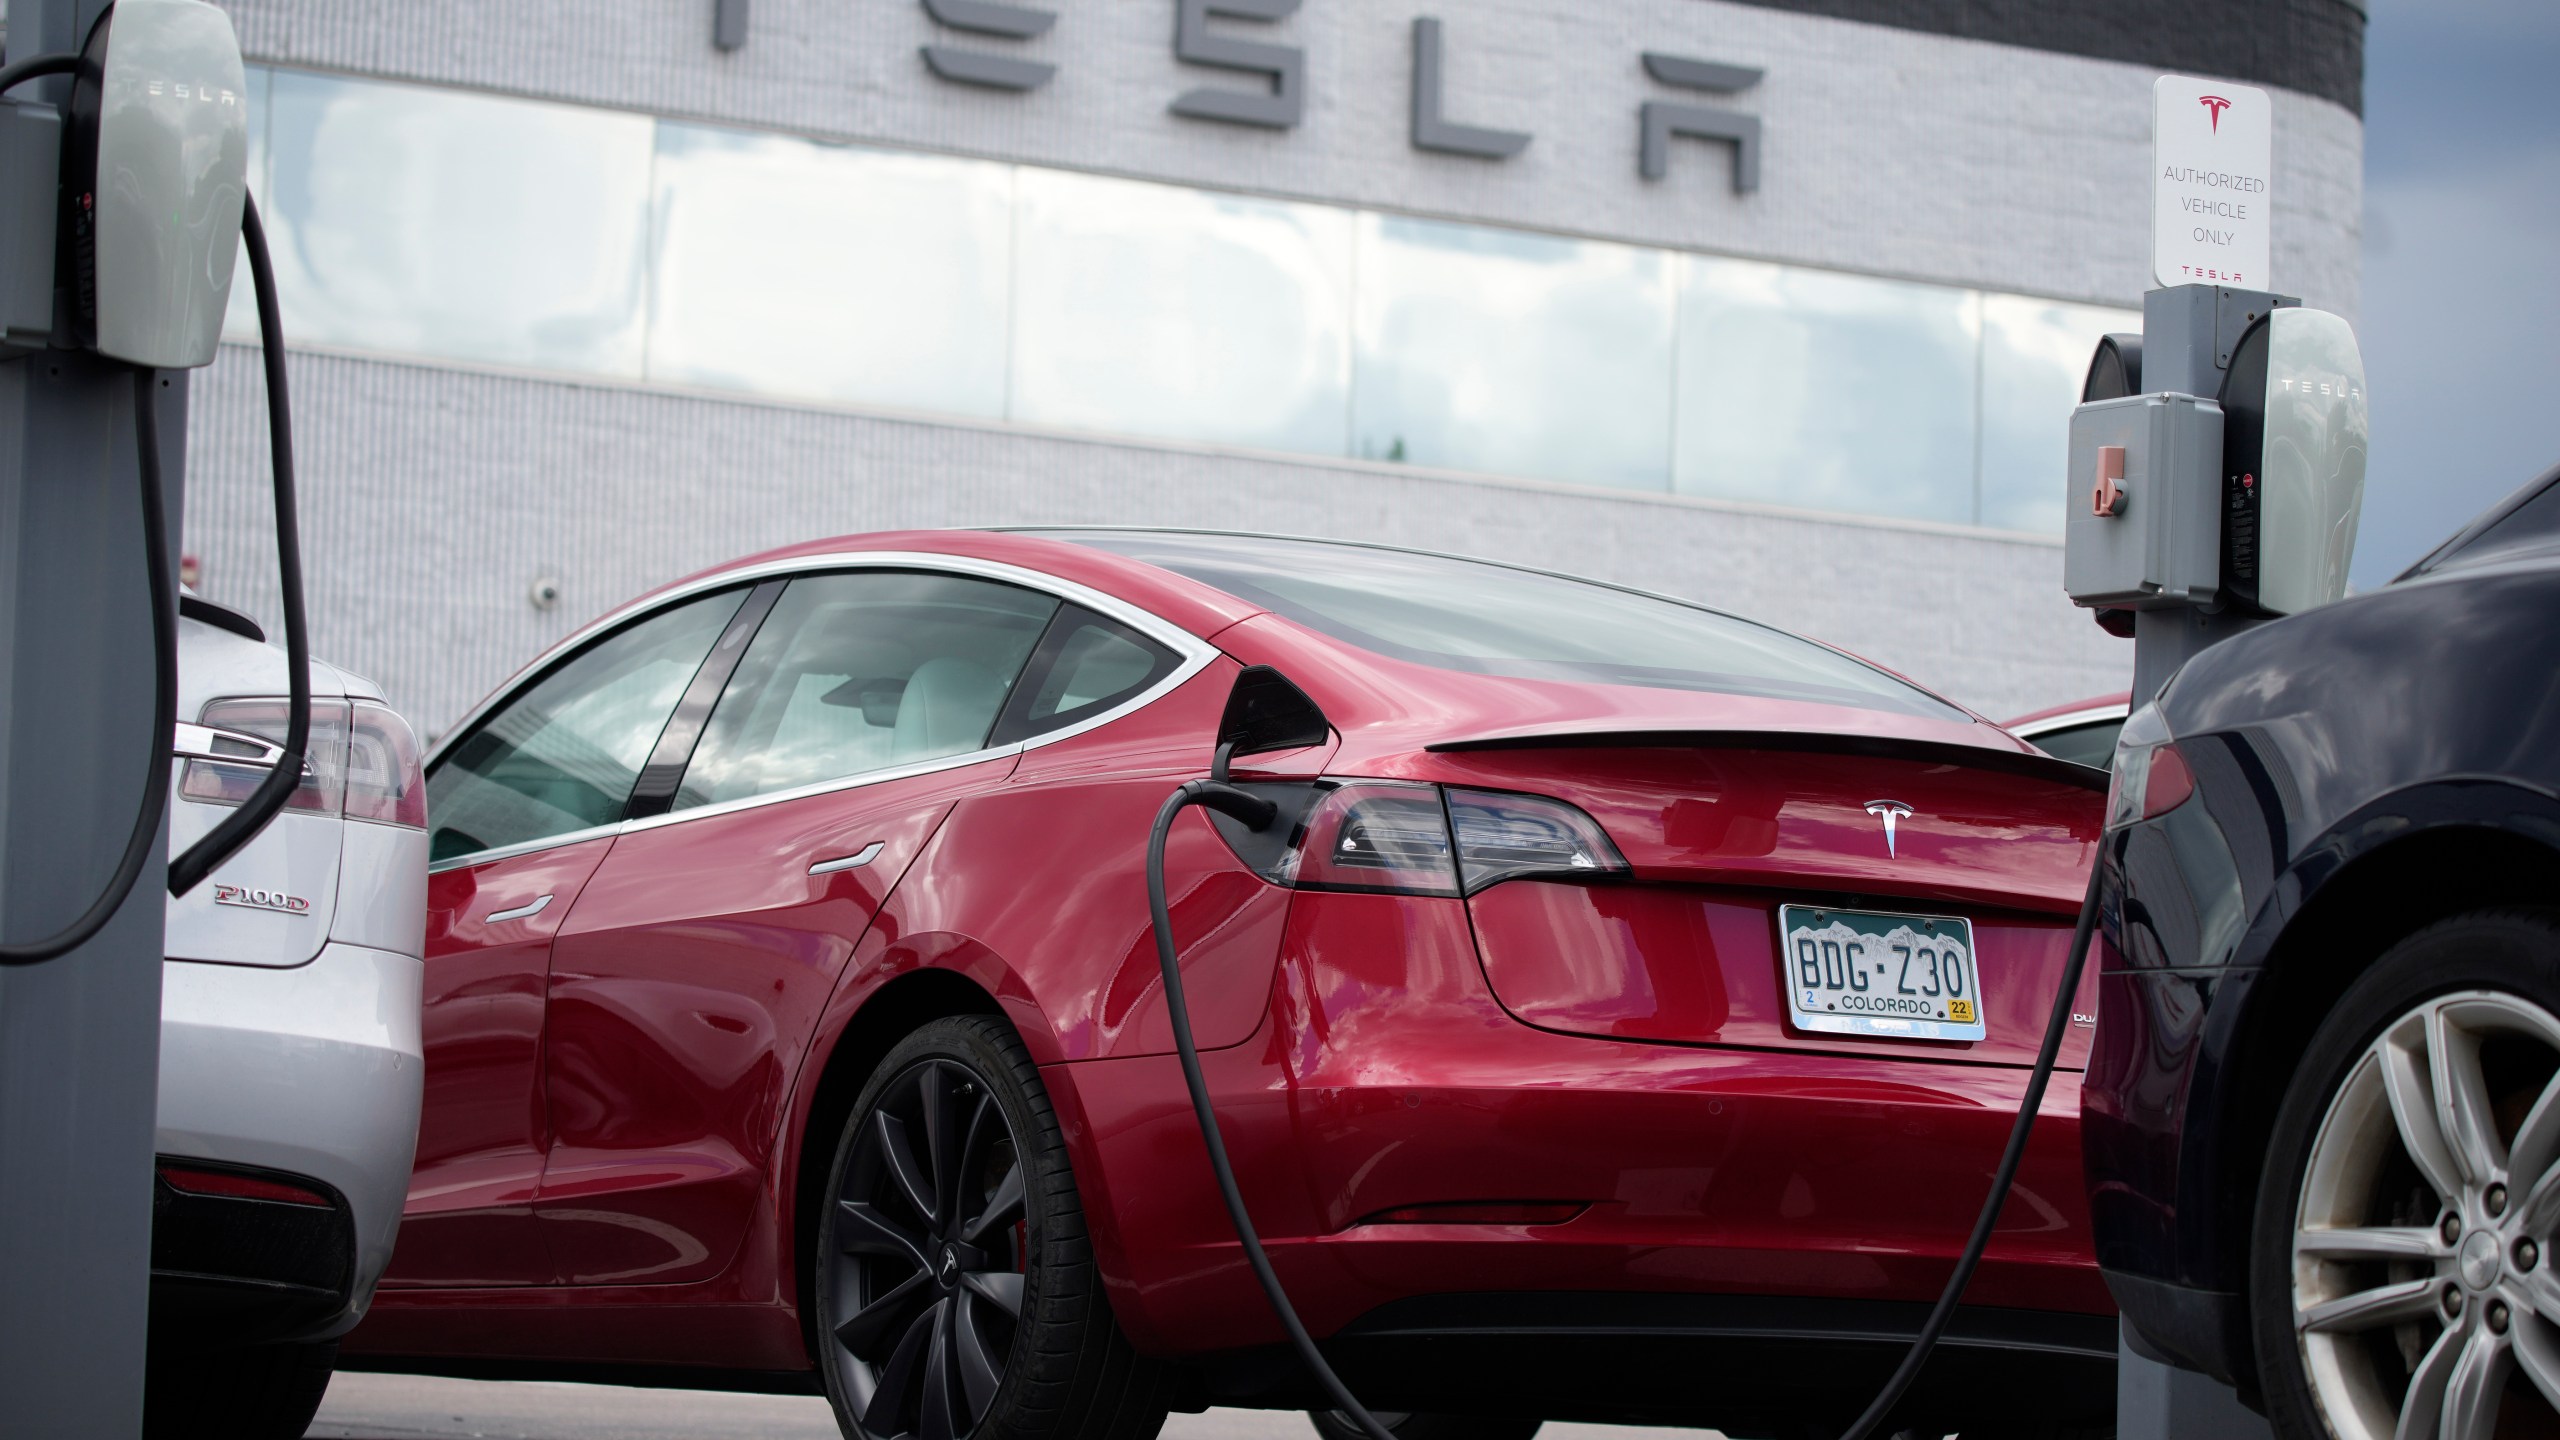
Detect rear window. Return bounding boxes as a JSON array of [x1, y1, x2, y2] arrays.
[[1045, 531, 1964, 720]]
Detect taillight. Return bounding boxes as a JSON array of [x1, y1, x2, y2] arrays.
[[1446, 787, 1624, 892], [1291, 783, 1462, 895], [179, 697, 427, 829], [1229, 780, 1627, 897], [346, 700, 427, 828], [181, 699, 347, 815], [2104, 702, 2195, 830]]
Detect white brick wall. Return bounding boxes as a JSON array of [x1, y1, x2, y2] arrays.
[[184, 347, 2127, 736]]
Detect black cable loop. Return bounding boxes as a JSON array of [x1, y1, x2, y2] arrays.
[[0, 52, 81, 94], [0, 368, 178, 964], [168, 193, 309, 897]]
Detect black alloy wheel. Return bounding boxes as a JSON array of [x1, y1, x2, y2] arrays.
[[815, 1016, 1170, 1440]]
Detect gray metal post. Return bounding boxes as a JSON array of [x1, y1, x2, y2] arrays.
[[2114, 282, 2282, 1438], [0, 0, 177, 1432]]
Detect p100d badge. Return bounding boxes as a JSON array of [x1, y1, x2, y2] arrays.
[[213, 883, 311, 916]]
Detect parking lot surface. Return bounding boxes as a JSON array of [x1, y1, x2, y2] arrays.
[[309, 1374, 1726, 1440]]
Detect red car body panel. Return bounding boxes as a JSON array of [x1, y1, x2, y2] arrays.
[[536, 755, 1016, 1288], [351, 529, 2113, 1386], [388, 838, 613, 1289]]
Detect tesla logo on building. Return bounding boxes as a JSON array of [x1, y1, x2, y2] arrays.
[[716, 2, 1767, 190], [1863, 800, 1914, 859], [2198, 94, 2232, 133], [213, 884, 311, 916]]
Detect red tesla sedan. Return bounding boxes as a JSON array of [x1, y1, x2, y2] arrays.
[[351, 529, 2111, 1440]]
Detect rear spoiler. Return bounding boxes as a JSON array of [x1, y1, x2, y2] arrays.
[[1425, 727, 2110, 793]]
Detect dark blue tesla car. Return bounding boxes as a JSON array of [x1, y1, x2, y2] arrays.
[[2084, 464, 2560, 1439]]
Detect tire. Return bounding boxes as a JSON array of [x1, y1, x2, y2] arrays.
[[142, 1337, 336, 1440], [1306, 1411, 1543, 1440], [2250, 909, 2560, 1439], [815, 1015, 1172, 1440]]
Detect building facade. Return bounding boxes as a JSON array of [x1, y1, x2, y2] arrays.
[[165, 0, 2363, 735]]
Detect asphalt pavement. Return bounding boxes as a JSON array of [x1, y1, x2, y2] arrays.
[[308, 1374, 1727, 1440]]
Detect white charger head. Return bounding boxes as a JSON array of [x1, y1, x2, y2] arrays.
[[61, 0, 248, 369]]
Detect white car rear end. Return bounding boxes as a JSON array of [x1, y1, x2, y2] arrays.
[[149, 599, 427, 1424]]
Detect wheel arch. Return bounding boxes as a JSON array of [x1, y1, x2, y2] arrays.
[[2190, 794, 2560, 1351], [786, 965, 1012, 1363]]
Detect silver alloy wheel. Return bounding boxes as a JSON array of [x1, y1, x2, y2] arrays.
[[2294, 989, 2560, 1438]]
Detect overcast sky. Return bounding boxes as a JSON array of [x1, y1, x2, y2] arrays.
[[2350, 0, 2560, 584]]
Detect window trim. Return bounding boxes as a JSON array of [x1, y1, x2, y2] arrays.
[[425, 551, 1220, 872]]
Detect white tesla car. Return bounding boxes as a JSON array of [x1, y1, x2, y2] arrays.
[[147, 594, 428, 1439]]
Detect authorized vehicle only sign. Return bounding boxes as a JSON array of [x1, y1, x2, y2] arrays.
[[2153, 75, 2272, 289]]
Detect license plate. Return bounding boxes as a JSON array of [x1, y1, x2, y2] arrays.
[[1778, 905, 1985, 1042]]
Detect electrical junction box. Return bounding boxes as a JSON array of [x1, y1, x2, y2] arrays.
[[2064, 391, 2226, 610], [60, 0, 249, 369]]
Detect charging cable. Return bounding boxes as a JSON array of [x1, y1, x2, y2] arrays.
[[1145, 746, 1408, 1440], [1833, 857, 2105, 1440], [1148, 741, 2108, 1440], [0, 51, 174, 965], [166, 192, 309, 899], [0, 364, 177, 966], [0, 43, 308, 954]]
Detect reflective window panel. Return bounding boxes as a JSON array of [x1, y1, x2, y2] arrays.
[[1010, 168, 1354, 455], [264, 71, 653, 376], [1353, 214, 1676, 491], [1674, 256, 1980, 525], [647, 124, 1012, 419], [1980, 294, 2141, 533]]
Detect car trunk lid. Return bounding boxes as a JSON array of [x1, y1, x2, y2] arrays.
[[1420, 735, 2102, 1069]]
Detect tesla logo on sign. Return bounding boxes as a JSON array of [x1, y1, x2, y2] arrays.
[[2197, 94, 2231, 133], [1863, 801, 1914, 859]]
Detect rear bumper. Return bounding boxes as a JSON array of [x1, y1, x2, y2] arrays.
[[155, 941, 424, 1345], [1192, 1291, 2115, 1430], [1044, 889, 2111, 1386]]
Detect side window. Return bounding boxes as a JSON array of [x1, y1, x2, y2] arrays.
[[426, 589, 747, 864], [673, 571, 1058, 810], [994, 606, 1182, 744]]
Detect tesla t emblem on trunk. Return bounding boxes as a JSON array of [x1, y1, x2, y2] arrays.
[[1863, 800, 1914, 858]]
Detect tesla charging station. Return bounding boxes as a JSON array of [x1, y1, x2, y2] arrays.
[[2067, 76, 2369, 1440], [0, 0, 253, 1430]]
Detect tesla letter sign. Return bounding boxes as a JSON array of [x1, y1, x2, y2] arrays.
[[2152, 74, 2272, 289]]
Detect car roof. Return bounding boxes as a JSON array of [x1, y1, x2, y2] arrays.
[[2397, 462, 2560, 582], [453, 526, 2082, 782]]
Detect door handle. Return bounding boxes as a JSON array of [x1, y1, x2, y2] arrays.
[[486, 894, 553, 924], [809, 842, 885, 876]]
